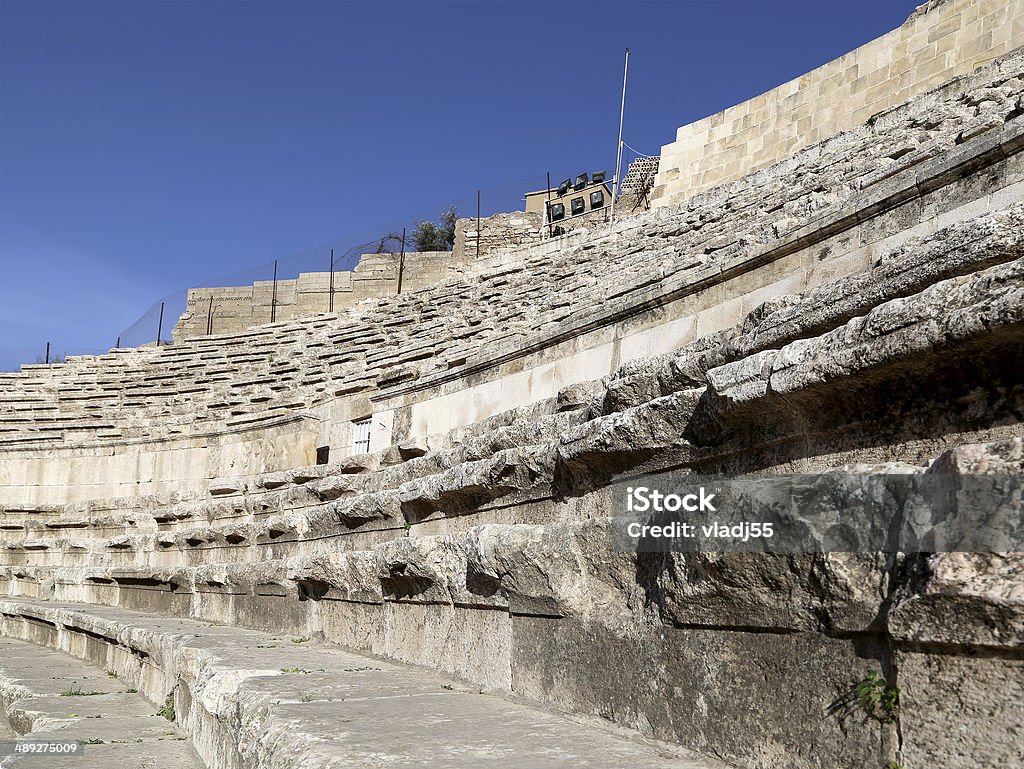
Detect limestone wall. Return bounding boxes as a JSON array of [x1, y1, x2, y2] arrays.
[[452, 212, 542, 261], [651, 0, 1024, 207], [1, 217, 1021, 767], [0, 414, 318, 507], [172, 250, 458, 341]]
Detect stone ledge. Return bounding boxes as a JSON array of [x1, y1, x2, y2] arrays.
[[0, 599, 729, 769], [0, 636, 204, 769]]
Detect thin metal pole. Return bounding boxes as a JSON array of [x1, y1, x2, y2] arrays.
[[206, 296, 214, 335], [115, 337, 120, 349], [329, 248, 335, 313], [545, 171, 552, 238], [611, 47, 630, 223], [45, 342, 50, 364], [270, 260, 278, 323], [476, 190, 481, 259], [396, 227, 406, 295], [156, 302, 165, 347]]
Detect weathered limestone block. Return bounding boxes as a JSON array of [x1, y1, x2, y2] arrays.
[[376, 536, 474, 605], [768, 258, 1024, 397], [398, 445, 557, 519], [208, 476, 246, 496], [334, 452, 380, 475], [255, 513, 307, 542], [511, 615, 892, 769], [558, 390, 702, 485], [703, 349, 777, 407], [887, 438, 1024, 650], [459, 412, 584, 462], [326, 490, 401, 529], [652, 551, 892, 633], [249, 485, 319, 513], [465, 517, 638, 623], [254, 470, 291, 489], [397, 436, 429, 460], [555, 379, 605, 414], [689, 257, 1024, 448], [897, 651, 1024, 769], [313, 474, 366, 501], [287, 551, 384, 603], [602, 357, 672, 413], [288, 464, 333, 484]]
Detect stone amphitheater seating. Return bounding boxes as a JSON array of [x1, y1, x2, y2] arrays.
[[1, 49, 1020, 451], [1, 46, 1023, 769]]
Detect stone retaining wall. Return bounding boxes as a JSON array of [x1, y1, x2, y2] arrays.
[[172, 250, 457, 342], [651, 0, 1024, 207]]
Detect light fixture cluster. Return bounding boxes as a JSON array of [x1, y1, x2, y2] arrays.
[[549, 171, 607, 222]]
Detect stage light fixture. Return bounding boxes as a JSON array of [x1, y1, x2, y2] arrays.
[[592, 171, 606, 184], [550, 202, 566, 221], [590, 190, 605, 209], [571, 196, 585, 215], [574, 173, 588, 191], [557, 179, 572, 196]]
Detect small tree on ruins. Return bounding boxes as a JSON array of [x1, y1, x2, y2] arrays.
[[411, 206, 457, 252]]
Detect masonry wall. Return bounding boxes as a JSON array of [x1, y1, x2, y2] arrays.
[[651, 0, 1024, 207], [452, 212, 542, 261], [172, 250, 457, 342]]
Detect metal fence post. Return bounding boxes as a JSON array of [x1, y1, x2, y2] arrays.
[[271, 260, 278, 323], [397, 227, 406, 296], [329, 248, 335, 313]]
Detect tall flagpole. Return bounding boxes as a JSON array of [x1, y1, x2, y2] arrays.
[[610, 47, 630, 222]]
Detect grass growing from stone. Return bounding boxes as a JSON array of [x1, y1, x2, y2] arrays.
[[157, 695, 175, 721], [60, 682, 105, 696], [856, 671, 900, 723]]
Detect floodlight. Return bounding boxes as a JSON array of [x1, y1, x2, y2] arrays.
[[574, 173, 588, 191], [590, 190, 605, 209], [571, 196, 585, 215], [557, 179, 572, 196], [550, 202, 566, 221], [592, 171, 606, 184]]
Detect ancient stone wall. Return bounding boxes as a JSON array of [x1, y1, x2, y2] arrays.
[[172, 249, 459, 342], [652, 0, 1024, 207], [452, 211, 543, 261]]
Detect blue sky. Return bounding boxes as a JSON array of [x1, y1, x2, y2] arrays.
[[0, 0, 922, 371]]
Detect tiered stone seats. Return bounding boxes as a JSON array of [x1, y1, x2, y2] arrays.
[[0, 50, 1019, 449], [1, 46, 1023, 769]]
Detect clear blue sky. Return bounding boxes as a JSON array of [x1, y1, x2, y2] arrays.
[[0, 0, 921, 371]]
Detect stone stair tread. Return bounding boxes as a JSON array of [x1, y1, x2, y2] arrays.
[[0, 636, 204, 769], [0, 600, 729, 769]]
